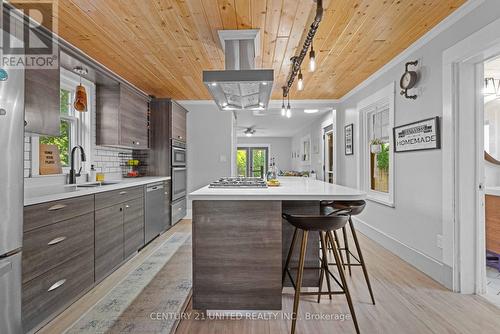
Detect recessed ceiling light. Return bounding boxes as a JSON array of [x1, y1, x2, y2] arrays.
[[262, 82, 268, 85], [304, 109, 319, 114], [210, 82, 217, 87]]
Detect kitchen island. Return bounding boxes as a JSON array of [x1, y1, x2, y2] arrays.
[[189, 177, 366, 311]]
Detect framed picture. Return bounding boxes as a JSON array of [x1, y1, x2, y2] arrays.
[[345, 124, 354, 155], [393, 116, 440, 153]]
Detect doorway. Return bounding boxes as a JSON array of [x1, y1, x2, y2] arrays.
[[236, 146, 269, 178], [323, 125, 335, 183]]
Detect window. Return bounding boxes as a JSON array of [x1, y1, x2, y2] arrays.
[[358, 83, 395, 206], [32, 69, 92, 176], [236, 146, 269, 177]]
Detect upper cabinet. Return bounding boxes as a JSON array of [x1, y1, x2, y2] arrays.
[[171, 101, 187, 142], [96, 84, 149, 149], [24, 37, 60, 136]]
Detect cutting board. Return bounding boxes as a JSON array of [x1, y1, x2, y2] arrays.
[[39, 144, 63, 175]]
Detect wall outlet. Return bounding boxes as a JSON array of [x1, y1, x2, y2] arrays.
[[437, 234, 443, 249]]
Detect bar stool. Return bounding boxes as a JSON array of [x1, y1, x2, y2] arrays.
[[321, 200, 375, 305], [282, 211, 360, 334]]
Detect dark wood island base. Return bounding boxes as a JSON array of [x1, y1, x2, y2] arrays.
[[192, 200, 320, 311]]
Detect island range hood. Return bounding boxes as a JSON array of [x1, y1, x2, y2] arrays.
[[203, 30, 274, 112]]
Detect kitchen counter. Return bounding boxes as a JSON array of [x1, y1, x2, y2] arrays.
[[189, 177, 366, 201], [191, 177, 366, 312], [486, 186, 500, 197], [24, 176, 170, 206]]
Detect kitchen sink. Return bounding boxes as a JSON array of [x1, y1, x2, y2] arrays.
[[75, 181, 122, 188]]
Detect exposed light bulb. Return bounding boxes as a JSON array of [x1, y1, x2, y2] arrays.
[[245, 132, 252, 137], [281, 103, 286, 116], [309, 45, 316, 72], [286, 104, 291, 118], [297, 70, 304, 91]]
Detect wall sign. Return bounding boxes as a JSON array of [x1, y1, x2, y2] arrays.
[[393, 117, 440, 152], [345, 123, 354, 155], [39, 144, 62, 175]]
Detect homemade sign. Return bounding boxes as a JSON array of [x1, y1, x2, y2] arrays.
[[39, 144, 62, 175], [345, 124, 354, 155], [393, 117, 440, 152]]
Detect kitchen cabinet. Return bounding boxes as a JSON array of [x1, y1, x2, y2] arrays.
[[164, 180, 172, 229], [22, 195, 94, 333], [96, 84, 149, 149], [124, 198, 145, 259], [24, 34, 60, 136], [94, 186, 144, 282], [171, 101, 187, 142]]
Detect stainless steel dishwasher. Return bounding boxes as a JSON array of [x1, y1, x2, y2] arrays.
[[145, 182, 167, 244]]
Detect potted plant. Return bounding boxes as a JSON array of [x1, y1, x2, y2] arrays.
[[370, 139, 383, 153]]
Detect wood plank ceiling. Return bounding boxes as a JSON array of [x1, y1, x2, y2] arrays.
[[14, 0, 467, 100]]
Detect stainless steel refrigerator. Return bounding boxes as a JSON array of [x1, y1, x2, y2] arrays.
[[0, 57, 24, 333]]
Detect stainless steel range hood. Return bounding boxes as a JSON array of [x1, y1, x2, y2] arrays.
[[203, 30, 274, 112]]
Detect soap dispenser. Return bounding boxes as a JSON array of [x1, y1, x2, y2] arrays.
[[89, 165, 97, 182]]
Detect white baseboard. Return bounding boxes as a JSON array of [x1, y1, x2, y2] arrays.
[[352, 217, 453, 290]]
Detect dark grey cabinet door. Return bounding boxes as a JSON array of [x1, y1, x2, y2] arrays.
[[171, 101, 187, 142], [120, 85, 149, 149], [95, 203, 124, 282], [24, 50, 60, 136], [124, 198, 144, 258]]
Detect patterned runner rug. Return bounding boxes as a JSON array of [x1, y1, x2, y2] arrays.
[[65, 232, 192, 334]]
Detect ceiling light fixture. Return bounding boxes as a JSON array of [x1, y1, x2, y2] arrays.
[[304, 109, 319, 114], [309, 44, 316, 72], [244, 128, 255, 137], [297, 69, 304, 91], [210, 82, 217, 87], [281, 89, 286, 116]]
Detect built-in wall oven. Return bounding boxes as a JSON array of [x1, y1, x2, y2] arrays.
[[171, 139, 187, 224]]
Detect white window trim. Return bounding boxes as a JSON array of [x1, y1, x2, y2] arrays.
[[30, 68, 94, 177], [357, 82, 395, 207]]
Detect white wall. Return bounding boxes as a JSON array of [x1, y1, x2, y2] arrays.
[[184, 102, 234, 210], [237, 136, 292, 171], [335, 0, 500, 287], [291, 111, 335, 180]]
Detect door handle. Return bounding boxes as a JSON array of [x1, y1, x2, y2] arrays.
[[48, 204, 67, 211], [48, 279, 66, 292], [47, 236, 67, 246]]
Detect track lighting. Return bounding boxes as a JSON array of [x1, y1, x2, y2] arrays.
[[297, 69, 304, 91], [309, 44, 316, 72]]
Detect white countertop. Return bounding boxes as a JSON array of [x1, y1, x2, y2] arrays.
[[25, 176, 171, 206], [486, 186, 500, 197], [189, 177, 366, 201]]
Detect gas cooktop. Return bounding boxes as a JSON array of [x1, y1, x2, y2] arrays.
[[209, 177, 268, 188]]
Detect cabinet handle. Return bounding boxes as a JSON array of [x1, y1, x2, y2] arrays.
[[125, 205, 130, 208], [119, 191, 127, 195], [48, 204, 67, 211], [120, 207, 123, 212], [47, 236, 67, 246], [48, 279, 66, 292], [177, 136, 183, 140]]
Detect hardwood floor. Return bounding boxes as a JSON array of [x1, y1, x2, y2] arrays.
[[37, 220, 500, 334], [177, 224, 500, 334]]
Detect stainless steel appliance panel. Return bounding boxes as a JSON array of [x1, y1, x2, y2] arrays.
[[145, 183, 167, 244], [171, 167, 187, 201], [171, 146, 186, 166], [0, 253, 22, 334], [0, 66, 24, 255]]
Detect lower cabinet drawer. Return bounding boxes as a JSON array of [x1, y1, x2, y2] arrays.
[[22, 213, 94, 283], [171, 198, 186, 225], [94, 186, 144, 210], [22, 250, 94, 333]]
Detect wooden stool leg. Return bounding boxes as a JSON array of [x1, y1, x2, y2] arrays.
[[333, 230, 345, 267], [318, 231, 333, 302], [328, 231, 360, 334], [291, 230, 308, 334], [283, 227, 299, 287], [343, 226, 352, 276], [349, 217, 376, 305]]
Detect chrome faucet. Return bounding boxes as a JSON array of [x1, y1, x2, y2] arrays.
[[69, 145, 86, 184]]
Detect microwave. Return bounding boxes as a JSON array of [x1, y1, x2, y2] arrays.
[[171, 139, 186, 166]]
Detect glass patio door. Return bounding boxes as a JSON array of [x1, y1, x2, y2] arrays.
[[236, 147, 269, 178]]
